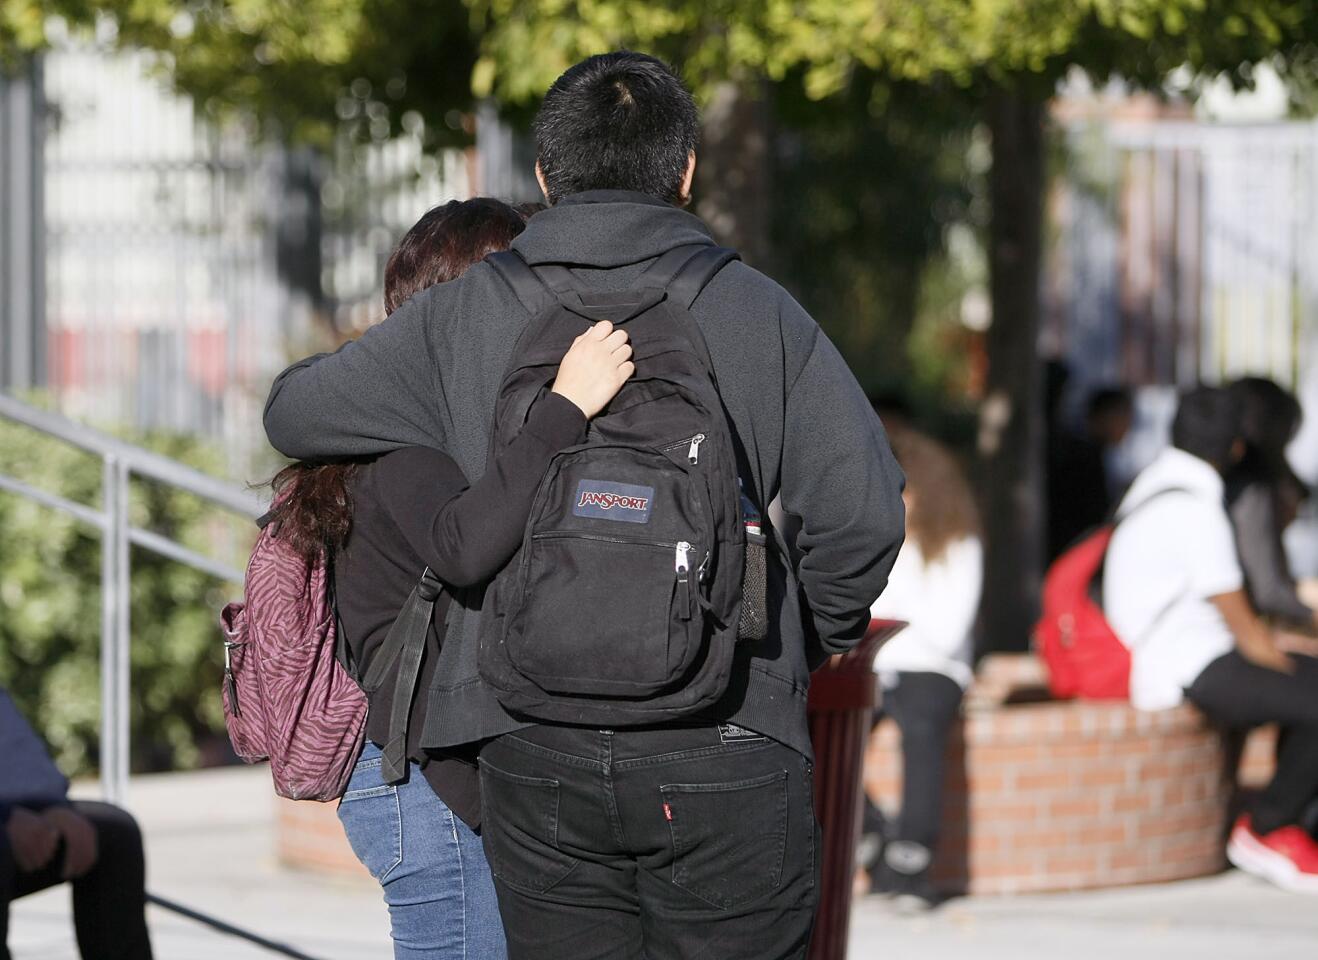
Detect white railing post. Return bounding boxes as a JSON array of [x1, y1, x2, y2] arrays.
[[99, 455, 131, 804]]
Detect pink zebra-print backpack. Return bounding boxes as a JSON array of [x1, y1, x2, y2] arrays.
[[220, 507, 440, 801]]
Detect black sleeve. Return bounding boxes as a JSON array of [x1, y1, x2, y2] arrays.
[[1230, 482, 1315, 626], [777, 296, 906, 656], [371, 392, 587, 587], [263, 289, 448, 459]]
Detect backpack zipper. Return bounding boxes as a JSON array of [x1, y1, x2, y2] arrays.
[[676, 541, 693, 619], [660, 433, 707, 465], [531, 531, 684, 550], [526, 532, 700, 619]]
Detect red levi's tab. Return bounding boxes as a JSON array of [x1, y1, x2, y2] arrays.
[[663, 802, 673, 822]]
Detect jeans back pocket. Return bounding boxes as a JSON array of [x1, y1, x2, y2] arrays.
[[480, 761, 579, 894], [661, 769, 788, 909]]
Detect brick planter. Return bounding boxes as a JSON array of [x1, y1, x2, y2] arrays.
[[275, 796, 371, 882], [865, 661, 1234, 895]]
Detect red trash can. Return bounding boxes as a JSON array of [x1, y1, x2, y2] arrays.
[[806, 619, 905, 960]]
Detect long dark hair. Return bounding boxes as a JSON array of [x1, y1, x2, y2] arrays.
[[1230, 377, 1302, 475], [270, 198, 539, 559], [1226, 375, 1307, 509]]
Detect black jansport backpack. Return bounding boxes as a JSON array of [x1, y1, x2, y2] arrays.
[[478, 244, 754, 726]]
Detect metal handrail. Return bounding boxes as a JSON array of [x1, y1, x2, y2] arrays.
[[0, 393, 265, 803], [0, 394, 260, 516]]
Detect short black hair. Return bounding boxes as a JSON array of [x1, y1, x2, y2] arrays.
[[533, 52, 699, 205], [1171, 386, 1242, 470], [1087, 387, 1132, 421]]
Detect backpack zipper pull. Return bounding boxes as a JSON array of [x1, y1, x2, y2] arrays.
[[687, 434, 706, 465], [675, 541, 693, 620], [223, 644, 242, 717]]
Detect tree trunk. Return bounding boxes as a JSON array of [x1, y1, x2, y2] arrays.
[[694, 81, 774, 270], [979, 89, 1046, 653]]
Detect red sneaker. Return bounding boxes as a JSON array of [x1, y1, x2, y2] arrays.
[[1227, 815, 1318, 893]]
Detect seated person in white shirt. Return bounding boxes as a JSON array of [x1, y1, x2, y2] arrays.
[[862, 427, 983, 909], [1105, 386, 1318, 894]]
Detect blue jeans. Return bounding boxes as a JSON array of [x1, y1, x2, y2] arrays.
[[337, 741, 507, 959]]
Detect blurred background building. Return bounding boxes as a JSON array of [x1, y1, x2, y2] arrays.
[[2, 39, 477, 480]]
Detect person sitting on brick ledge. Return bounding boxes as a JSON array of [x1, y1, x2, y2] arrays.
[[0, 686, 153, 960], [1105, 386, 1318, 894]]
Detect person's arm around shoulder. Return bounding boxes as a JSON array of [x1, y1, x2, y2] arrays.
[[264, 286, 450, 460], [777, 293, 906, 656], [375, 322, 634, 586]]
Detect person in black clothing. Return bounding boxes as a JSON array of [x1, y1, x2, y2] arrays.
[[1225, 376, 1317, 633], [268, 198, 635, 960], [261, 53, 904, 960], [1, 687, 152, 960], [1046, 371, 1134, 560]]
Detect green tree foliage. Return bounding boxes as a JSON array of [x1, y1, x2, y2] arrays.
[[463, 0, 1318, 103], [0, 417, 249, 776], [772, 72, 978, 397], [7, 1, 1315, 152], [2, 0, 478, 145]]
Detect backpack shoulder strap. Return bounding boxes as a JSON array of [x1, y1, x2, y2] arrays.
[[486, 251, 556, 317], [666, 246, 740, 310], [1095, 486, 1197, 615], [1114, 486, 1195, 525], [654, 245, 740, 385], [652, 245, 762, 508], [356, 567, 444, 783]]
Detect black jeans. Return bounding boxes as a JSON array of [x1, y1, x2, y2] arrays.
[[1186, 651, 1318, 835], [862, 671, 963, 851], [479, 723, 819, 960], [0, 800, 153, 960]]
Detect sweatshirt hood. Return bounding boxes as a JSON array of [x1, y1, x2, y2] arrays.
[[511, 190, 714, 268]]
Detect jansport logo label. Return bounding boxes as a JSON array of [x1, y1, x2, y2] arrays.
[[577, 491, 650, 512], [572, 480, 655, 524]]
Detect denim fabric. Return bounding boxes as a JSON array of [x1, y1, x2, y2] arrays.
[[338, 742, 506, 959], [480, 724, 818, 960]]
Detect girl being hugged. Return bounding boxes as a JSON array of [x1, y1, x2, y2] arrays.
[[268, 198, 634, 959]]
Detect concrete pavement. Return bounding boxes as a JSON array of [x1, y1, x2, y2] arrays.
[[8, 766, 1315, 959]]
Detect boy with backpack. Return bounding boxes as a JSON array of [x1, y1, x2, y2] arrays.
[[262, 52, 905, 956], [1103, 387, 1318, 893]]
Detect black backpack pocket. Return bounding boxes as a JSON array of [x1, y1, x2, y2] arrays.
[[502, 446, 710, 699]]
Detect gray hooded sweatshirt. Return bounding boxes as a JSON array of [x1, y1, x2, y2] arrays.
[[263, 190, 904, 758]]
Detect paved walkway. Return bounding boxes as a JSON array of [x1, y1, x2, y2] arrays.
[[9, 767, 1316, 959]]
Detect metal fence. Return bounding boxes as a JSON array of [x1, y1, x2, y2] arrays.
[[1046, 114, 1318, 398], [25, 42, 476, 485]]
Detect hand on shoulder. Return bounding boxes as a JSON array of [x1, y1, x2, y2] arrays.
[[551, 320, 635, 419]]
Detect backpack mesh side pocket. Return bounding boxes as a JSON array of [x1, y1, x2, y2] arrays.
[[737, 533, 769, 642]]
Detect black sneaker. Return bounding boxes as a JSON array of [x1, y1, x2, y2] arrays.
[[881, 841, 940, 912]]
